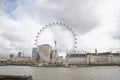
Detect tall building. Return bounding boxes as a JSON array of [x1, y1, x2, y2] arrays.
[[37, 44, 52, 63], [10, 54, 14, 58], [18, 52, 24, 58], [32, 47, 40, 63], [18, 52, 22, 58]]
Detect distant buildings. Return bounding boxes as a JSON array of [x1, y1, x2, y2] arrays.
[[10, 54, 14, 59], [0, 52, 34, 66], [14, 57, 33, 65], [17, 52, 25, 58], [18, 52, 22, 58]]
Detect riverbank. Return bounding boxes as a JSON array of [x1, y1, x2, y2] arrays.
[[0, 63, 120, 68]]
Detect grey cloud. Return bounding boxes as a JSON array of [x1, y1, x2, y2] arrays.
[[12, 0, 98, 53], [113, 29, 120, 42], [112, 14, 120, 41], [24, 0, 98, 34], [114, 32, 120, 40], [55, 0, 98, 34], [1, 31, 25, 43], [0, 27, 31, 53]]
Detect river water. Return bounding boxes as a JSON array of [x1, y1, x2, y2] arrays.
[[0, 66, 120, 80]]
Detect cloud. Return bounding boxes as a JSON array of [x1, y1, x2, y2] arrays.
[[0, 0, 120, 56], [25, 0, 99, 34], [0, 2, 41, 55]]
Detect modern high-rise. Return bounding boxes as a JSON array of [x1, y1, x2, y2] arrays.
[[32, 47, 40, 63], [18, 52, 22, 58]]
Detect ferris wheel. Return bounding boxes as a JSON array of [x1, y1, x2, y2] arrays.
[[34, 22, 77, 53]]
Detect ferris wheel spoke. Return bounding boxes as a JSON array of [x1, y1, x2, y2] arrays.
[[35, 22, 78, 53]]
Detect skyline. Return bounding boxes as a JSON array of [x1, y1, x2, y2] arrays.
[[1, 0, 120, 56]]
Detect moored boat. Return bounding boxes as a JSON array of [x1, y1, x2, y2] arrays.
[[0, 75, 32, 80]]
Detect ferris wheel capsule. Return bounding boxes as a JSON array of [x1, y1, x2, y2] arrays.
[[45, 25, 48, 27], [75, 42, 77, 44], [60, 23, 62, 25], [74, 45, 77, 48], [36, 36, 38, 38], [37, 32, 39, 34], [42, 27, 45, 29], [63, 24, 66, 26], [56, 22, 59, 24]]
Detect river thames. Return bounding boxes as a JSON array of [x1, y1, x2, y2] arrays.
[[0, 66, 120, 80]]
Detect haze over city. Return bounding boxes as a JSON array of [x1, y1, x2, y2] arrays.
[[0, 0, 120, 57]]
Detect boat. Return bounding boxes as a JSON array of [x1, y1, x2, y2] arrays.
[[0, 75, 32, 80]]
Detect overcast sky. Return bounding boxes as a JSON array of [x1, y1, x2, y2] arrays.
[[1, 0, 120, 56]]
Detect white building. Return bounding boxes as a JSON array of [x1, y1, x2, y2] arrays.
[[88, 52, 112, 65], [37, 44, 52, 63], [112, 53, 120, 64], [66, 54, 87, 65], [66, 52, 120, 66]]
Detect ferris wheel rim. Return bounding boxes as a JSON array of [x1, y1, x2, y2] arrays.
[[35, 22, 77, 53]]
